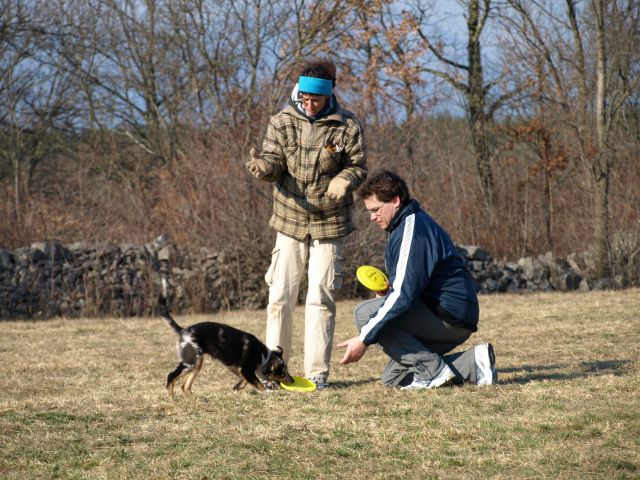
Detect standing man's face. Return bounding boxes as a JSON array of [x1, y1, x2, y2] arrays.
[[364, 195, 401, 230]]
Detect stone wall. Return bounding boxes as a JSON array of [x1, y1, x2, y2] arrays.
[[0, 238, 621, 320], [456, 245, 615, 293]]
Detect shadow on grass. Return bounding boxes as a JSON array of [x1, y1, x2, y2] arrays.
[[498, 359, 633, 384], [329, 377, 380, 389]]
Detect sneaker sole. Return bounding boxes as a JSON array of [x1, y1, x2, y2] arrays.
[[488, 343, 497, 383]]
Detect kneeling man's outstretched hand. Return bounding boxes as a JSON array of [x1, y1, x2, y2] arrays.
[[337, 337, 368, 365]]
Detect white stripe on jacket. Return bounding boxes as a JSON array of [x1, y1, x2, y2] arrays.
[[359, 214, 415, 344]]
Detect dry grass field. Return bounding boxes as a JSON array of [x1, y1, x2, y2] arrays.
[[1, 289, 639, 479]]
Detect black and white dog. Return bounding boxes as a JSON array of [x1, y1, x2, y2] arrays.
[[158, 295, 293, 397]]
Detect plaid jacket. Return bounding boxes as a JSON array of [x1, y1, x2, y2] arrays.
[[259, 103, 368, 241]]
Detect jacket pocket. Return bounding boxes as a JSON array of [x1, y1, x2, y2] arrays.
[[318, 144, 343, 175], [331, 253, 344, 291]]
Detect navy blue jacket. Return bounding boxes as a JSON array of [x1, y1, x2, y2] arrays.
[[359, 200, 479, 345]]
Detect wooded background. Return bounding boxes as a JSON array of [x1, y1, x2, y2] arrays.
[[1, 0, 639, 284]]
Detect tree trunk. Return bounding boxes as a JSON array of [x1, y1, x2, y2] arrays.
[[593, 0, 611, 277], [593, 158, 610, 276], [467, 0, 495, 210]]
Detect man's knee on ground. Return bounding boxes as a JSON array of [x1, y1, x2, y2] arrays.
[[352, 305, 368, 330]]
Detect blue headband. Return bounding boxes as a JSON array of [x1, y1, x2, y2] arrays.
[[298, 76, 332, 96]]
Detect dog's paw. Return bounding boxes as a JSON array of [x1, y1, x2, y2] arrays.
[[233, 380, 248, 391]]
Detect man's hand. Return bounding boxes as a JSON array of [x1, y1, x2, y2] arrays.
[[374, 280, 390, 298], [337, 337, 368, 365], [325, 176, 350, 200], [245, 148, 273, 179]]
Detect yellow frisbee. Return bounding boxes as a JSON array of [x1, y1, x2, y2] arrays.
[[280, 376, 317, 392], [356, 265, 388, 292]]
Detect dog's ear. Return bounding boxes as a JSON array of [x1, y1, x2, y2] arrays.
[[274, 346, 284, 357]]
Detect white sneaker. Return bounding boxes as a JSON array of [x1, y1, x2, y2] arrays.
[[399, 379, 432, 390], [475, 343, 497, 385], [399, 364, 456, 390]]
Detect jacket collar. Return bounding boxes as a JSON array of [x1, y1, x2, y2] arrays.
[[386, 199, 421, 233], [283, 97, 345, 125]]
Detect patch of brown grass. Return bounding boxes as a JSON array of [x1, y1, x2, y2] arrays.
[[1, 289, 638, 479]]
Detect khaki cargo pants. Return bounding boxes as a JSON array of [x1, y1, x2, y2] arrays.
[[265, 232, 344, 380]]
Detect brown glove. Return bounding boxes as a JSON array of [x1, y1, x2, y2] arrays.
[[325, 176, 350, 200], [245, 148, 273, 179]]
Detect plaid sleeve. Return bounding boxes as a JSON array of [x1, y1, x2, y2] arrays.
[[336, 114, 368, 189], [259, 115, 289, 181]]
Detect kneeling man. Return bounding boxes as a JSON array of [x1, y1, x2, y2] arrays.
[[338, 169, 496, 389]]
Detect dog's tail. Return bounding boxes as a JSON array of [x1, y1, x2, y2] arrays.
[[158, 279, 182, 334]]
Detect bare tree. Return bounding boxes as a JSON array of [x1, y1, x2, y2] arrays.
[[502, 0, 640, 276], [411, 0, 526, 210], [591, 0, 640, 277], [593, 0, 611, 277], [333, 0, 433, 191], [0, 0, 35, 221], [0, 0, 80, 240]]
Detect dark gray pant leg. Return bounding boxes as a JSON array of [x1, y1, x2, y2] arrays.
[[353, 298, 476, 387], [355, 299, 414, 386], [353, 297, 385, 330], [443, 348, 482, 383]]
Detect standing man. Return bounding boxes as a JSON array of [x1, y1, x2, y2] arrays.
[[338, 170, 496, 389], [246, 58, 367, 389]]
